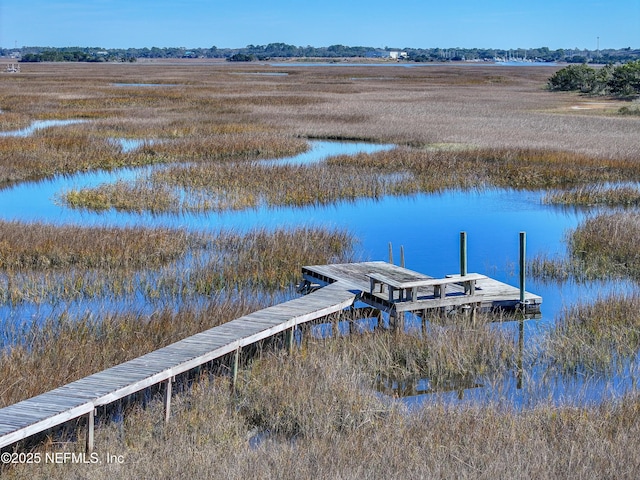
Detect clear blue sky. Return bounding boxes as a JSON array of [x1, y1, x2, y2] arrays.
[[1, 0, 638, 50]]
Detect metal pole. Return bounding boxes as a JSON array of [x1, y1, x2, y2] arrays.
[[460, 231, 467, 277], [519, 231, 526, 304]]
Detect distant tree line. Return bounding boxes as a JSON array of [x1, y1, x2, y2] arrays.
[[548, 61, 640, 97], [4, 44, 640, 64]]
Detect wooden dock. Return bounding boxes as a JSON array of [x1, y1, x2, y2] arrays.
[[301, 261, 542, 314], [0, 261, 540, 453]]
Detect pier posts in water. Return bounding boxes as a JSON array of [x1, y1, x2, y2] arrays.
[[519, 231, 526, 305], [388, 242, 405, 267], [517, 319, 524, 390], [460, 231, 468, 277]]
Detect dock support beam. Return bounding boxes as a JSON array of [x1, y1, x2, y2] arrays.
[[85, 409, 95, 453], [164, 378, 173, 423], [287, 326, 295, 352], [400, 245, 405, 268], [232, 347, 240, 392], [388, 242, 393, 265]]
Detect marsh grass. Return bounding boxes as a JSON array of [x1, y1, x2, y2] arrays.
[[3, 62, 639, 189], [4, 318, 640, 479], [543, 185, 640, 206], [543, 293, 640, 375], [619, 105, 640, 116], [234, 312, 516, 440], [63, 145, 640, 214], [531, 211, 640, 282], [0, 223, 355, 404], [569, 212, 640, 279], [63, 179, 180, 212], [0, 221, 195, 271], [0, 223, 354, 305], [190, 228, 354, 292], [2, 61, 640, 477], [347, 314, 516, 387]]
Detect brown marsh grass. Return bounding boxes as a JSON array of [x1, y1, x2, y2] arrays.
[[568, 212, 640, 278], [543, 185, 640, 207], [0, 221, 194, 271], [190, 227, 354, 292], [3, 321, 640, 479], [543, 293, 640, 375], [64, 145, 640, 213], [531, 210, 640, 282], [0, 224, 355, 405], [1, 62, 639, 190], [0, 299, 262, 408], [0, 223, 354, 304], [2, 61, 640, 476]]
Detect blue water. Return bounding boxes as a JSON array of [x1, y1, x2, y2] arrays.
[[0, 119, 86, 137], [0, 138, 635, 405], [0, 139, 616, 323]]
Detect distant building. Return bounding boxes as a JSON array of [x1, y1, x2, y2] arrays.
[[389, 51, 408, 60]]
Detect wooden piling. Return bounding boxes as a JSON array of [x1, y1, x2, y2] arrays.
[[85, 409, 95, 453], [164, 378, 172, 423], [388, 242, 393, 265], [517, 319, 524, 390], [232, 347, 240, 392], [519, 231, 526, 305], [287, 326, 295, 352], [400, 245, 405, 268], [460, 231, 467, 277]]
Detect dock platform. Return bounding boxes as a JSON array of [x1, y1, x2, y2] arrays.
[[302, 261, 542, 314]]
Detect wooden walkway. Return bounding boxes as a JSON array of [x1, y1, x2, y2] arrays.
[[0, 261, 541, 453], [0, 281, 356, 452]]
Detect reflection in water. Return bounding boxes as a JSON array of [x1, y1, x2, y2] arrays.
[[376, 374, 483, 399]]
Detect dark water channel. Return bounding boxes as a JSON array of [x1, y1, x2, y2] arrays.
[[0, 133, 636, 407]]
